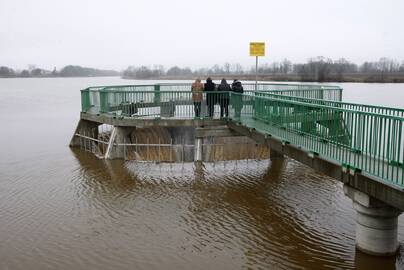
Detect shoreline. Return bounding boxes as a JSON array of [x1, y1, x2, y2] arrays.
[[1, 74, 404, 83], [122, 74, 404, 83], [0, 75, 121, 79]]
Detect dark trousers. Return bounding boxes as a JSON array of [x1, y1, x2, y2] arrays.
[[220, 99, 229, 118], [207, 103, 214, 118], [206, 93, 215, 117], [194, 102, 201, 117]]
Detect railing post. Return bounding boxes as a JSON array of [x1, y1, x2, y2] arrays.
[[81, 89, 91, 112], [154, 84, 160, 104], [194, 137, 203, 162], [99, 90, 110, 113]]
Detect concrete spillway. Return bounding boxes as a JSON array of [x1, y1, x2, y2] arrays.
[[72, 123, 269, 162]]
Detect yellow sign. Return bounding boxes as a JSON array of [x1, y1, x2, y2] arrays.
[[250, 42, 265, 56]]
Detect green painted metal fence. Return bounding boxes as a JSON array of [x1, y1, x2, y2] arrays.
[[80, 83, 342, 114], [253, 92, 404, 118], [232, 92, 404, 187]]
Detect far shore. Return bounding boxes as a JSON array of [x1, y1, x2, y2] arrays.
[[1, 74, 404, 83], [122, 73, 404, 83], [0, 75, 121, 79]]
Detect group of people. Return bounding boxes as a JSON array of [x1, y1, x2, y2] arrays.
[[191, 78, 244, 118]]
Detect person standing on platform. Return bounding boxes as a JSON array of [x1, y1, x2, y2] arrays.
[[204, 77, 216, 118], [217, 78, 231, 118], [191, 78, 204, 118], [231, 80, 244, 119]]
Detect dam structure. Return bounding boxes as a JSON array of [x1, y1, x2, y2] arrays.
[[70, 82, 404, 256]]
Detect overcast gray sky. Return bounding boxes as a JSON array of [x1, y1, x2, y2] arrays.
[[1, 0, 403, 70]]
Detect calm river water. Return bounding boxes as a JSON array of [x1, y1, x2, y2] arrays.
[[1, 77, 404, 270]]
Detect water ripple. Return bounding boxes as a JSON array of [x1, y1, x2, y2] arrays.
[[2, 153, 401, 269]]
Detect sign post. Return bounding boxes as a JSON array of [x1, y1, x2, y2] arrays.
[[249, 42, 265, 90]]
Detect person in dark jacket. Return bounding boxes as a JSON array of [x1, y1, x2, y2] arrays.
[[231, 79, 238, 90], [231, 80, 244, 119], [217, 78, 230, 118], [204, 77, 216, 117]]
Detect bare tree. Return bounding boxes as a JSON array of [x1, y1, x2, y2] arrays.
[[224, 62, 230, 74]]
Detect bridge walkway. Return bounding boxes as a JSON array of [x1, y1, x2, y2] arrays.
[[236, 114, 404, 188]]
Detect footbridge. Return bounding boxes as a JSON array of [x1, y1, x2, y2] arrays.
[[70, 83, 404, 256]]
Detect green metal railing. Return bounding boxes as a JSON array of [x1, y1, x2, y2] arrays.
[[231, 92, 404, 186], [78, 83, 404, 187], [253, 92, 404, 118], [80, 86, 103, 113], [80, 83, 342, 114], [99, 90, 196, 118]]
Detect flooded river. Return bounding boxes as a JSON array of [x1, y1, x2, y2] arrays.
[[1, 77, 404, 269]]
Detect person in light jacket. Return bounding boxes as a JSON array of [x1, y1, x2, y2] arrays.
[[191, 78, 204, 117]]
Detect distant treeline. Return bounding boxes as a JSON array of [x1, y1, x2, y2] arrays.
[[3, 57, 404, 82], [0, 65, 119, 78], [123, 57, 404, 83]]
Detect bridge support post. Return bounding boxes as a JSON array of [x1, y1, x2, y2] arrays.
[[106, 126, 132, 159], [194, 137, 203, 162], [69, 119, 99, 147], [344, 184, 402, 256]]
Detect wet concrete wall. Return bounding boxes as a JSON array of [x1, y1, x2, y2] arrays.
[[119, 126, 269, 162]]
